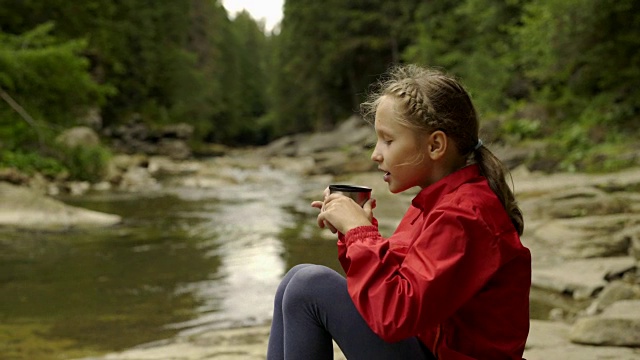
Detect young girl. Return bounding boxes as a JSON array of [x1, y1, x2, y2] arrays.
[[267, 64, 531, 360]]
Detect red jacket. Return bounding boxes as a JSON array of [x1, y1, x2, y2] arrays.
[[338, 165, 531, 359]]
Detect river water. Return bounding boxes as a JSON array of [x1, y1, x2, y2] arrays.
[[0, 159, 340, 360]]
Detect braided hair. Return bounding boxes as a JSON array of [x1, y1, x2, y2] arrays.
[[361, 65, 523, 235]]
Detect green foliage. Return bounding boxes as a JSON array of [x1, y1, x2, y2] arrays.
[[57, 144, 112, 182], [514, 0, 640, 127], [0, 150, 66, 178], [0, 22, 112, 151], [0, 145, 112, 182], [271, 0, 420, 134], [404, 0, 528, 114], [0, 0, 637, 174], [499, 118, 542, 141]]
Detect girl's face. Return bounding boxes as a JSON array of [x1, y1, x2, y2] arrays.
[[371, 96, 434, 193]]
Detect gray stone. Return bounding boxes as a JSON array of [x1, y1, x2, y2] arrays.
[[56, 126, 101, 148], [524, 320, 640, 360], [569, 300, 640, 346], [569, 300, 640, 347], [531, 214, 640, 258], [532, 257, 636, 300], [585, 281, 640, 315], [0, 181, 121, 230]]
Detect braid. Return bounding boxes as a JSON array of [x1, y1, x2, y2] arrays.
[[360, 64, 525, 236], [385, 80, 437, 130]]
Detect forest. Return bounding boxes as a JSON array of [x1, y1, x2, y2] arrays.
[[0, 0, 638, 180]]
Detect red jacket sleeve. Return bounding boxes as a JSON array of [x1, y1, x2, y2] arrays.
[[340, 202, 504, 343], [337, 216, 378, 272]]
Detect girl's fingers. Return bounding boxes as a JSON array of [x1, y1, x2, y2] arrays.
[[362, 198, 376, 220], [311, 200, 323, 209], [326, 221, 338, 233]]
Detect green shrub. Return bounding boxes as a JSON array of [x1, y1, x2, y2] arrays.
[[0, 150, 66, 178], [58, 144, 112, 183]]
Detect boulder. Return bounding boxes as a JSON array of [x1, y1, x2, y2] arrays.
[[532, 257, 636, 300], [524, 320, 640, 360], [56, 126, 101, 148], [569, 300, 640, 346], [584, 281, 640, 315], [0, 181, 121, 230], [530, 214, 640, 258]]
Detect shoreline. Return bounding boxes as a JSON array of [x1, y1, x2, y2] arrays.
[[79, 319, 640, 360]]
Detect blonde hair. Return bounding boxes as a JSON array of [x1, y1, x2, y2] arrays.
[[361, 65, 524, 235]]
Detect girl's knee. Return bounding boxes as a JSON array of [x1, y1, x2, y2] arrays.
[[292, 265, 340, 286], [275, 264, 314, 298], [283, 265, 343, 303]]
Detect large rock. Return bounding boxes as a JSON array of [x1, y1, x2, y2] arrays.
[[569, 300, 640, 346], [56, 126, 101, 148], [0, 181, 121, 230], [524, 320, 640, 360], [530, 214, 639, 259], [532, 257, 636, 300], [585, 281, 640, 315]]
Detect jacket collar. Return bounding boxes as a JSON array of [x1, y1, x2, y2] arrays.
[[411, 164, 481, 212]]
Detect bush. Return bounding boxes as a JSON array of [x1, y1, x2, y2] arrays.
[[0, 150, 67, 178], [58, 144, 112, 183]]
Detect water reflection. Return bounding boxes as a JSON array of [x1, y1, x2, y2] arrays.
[[0, 194, 221, 358]]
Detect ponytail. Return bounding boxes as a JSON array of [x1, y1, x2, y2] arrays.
[[473, 146, 524, 236]]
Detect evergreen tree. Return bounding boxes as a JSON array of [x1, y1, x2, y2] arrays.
[[0, 23, 110, 149], [405, 0, 528, 114]]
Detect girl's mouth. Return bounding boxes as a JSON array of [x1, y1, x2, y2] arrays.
[[383, 172, 391, 182]]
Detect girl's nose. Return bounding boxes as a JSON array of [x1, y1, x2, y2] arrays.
[[370, 145, 382, 163]]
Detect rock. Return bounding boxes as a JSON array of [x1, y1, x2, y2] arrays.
[[627, 225, 640, 262], [147, 156, 201, 176], [530, 214, 639, 258], [514, 167, 640, 198], [268, 156, 316, 175], [260, 135, 300, 157], [585, 281, 640, 315], [523, 187, 629, 220], [524, 320, 640, 360], [160, 123, 194, 139], [311, 150, 376, 175], [532, 257, 636, 300], [0, 181, 121, 230], [104, 121, 194, 158], [569, 300, 640, 346], [56, 126, 101, 148], [118, 167, 160, 192], [0, 167, 30, 185], [156, 139, 191, 160]]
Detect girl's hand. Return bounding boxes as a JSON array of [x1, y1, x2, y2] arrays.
[[311, 189, 376, 234], [311, 187, 337, 232]]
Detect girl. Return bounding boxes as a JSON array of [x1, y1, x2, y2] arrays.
[[267, 64, 531, 360]]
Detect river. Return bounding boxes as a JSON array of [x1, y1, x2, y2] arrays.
[[0, 158, 340, 360]]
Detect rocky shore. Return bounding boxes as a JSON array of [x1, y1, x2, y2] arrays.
[[2, 117, 640, 359]]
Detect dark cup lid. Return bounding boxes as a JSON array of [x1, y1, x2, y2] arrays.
[[329, 184, 372, 193]]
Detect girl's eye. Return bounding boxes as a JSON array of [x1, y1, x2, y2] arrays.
[[384, 139, 393, 145]]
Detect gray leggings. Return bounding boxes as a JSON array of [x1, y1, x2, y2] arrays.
[[267, 264, 435, 360]]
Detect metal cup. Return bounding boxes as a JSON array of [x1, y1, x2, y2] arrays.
[[329, 184, 372, 207]]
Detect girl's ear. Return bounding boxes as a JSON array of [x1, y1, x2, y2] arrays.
[[427, 130, 448, 160]]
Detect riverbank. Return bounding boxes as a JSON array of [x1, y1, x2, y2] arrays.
[[78, 319, 640, 360]]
